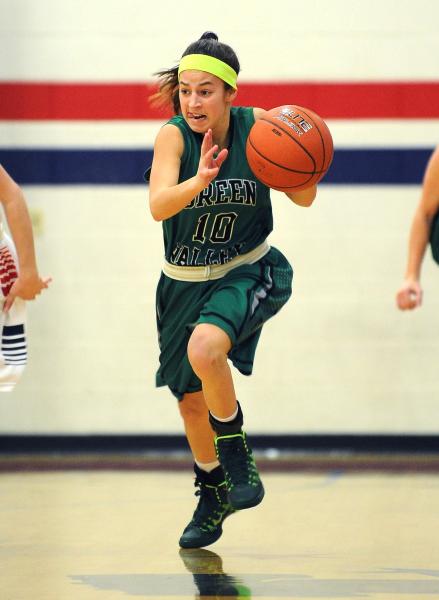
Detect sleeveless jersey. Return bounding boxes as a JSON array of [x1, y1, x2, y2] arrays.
[[430, 209, 439, 264], [162, 106, 273, 266]]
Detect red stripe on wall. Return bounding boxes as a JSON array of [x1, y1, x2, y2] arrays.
[[0, 83, 168, 120], [1, 82, 439, 120]]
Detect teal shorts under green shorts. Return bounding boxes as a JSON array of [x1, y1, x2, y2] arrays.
[[155, 245, 293, 399]]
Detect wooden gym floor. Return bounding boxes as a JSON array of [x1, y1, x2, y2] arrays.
[[2, 465, 439, 599]]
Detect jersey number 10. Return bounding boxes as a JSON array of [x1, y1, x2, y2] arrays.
[[192, 212, 238, 244]]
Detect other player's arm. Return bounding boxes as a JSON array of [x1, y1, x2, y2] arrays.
[[396, 146, 439, 310], [149, 125, 227, 221], [0, 165, 51, 311], [252, 107, 317, 208]]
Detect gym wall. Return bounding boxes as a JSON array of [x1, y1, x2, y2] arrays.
[[0, 0, 438, 434]]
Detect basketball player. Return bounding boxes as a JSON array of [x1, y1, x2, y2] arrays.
[[0, 164, 50, 311], [396, 146, 439, 310], [147, 32, 317, 548]]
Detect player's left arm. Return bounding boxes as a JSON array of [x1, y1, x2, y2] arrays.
[[252, 108, 317, 207], [253, 107, 268, 121], [284, 185, 317, 207]]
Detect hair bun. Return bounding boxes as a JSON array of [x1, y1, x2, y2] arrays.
[[200, 31, 218, 41]]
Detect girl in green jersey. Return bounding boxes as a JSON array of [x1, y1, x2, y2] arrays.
[[148, 31, 316, 548]]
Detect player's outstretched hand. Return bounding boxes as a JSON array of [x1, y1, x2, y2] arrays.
[[3, 273, 52, 312], [197, 129, 228, 185]]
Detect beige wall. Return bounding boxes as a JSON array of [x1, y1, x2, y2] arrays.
[[0, 184, 437, 433], [1, 0, 438, 433]]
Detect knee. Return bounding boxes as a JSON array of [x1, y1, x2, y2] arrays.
[[187, 326, 227, 378], [179, 392, 208, 422]]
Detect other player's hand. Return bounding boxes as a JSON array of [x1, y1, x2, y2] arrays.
[[396, 280, 422, 310], [3, 272, 52, 312]]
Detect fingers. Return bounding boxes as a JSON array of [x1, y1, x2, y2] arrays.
[[202, 146, 228, 171], [396, 288, 421, 310], [3, 293, 15, 313], [202, 143, 219, 166], [201, 130, 227, 165], [396, 279, 423, 311], [2, 275, 52, 312], [214, 148, 228, 169], [198, 130, 228, 183], [200, 129, 213, 155], [409, 289, 422, 308], [396, 290, 412, 310]]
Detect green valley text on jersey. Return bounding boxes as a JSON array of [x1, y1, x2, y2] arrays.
[[163, 106, 273, 267]]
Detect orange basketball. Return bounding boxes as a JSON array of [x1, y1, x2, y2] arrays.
[[246, 105, 334, 191]]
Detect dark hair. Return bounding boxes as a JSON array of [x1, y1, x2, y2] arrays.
[[150, 32, 240, 115]]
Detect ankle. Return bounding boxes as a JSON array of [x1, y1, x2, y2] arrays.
[[195, 459, 220, 473], [194, 461, 225, 480], [209, 402, 243, 436]]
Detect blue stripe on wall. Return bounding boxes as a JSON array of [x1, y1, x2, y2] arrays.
[[0, 148, 433, 185], [326, 149, 433, 184], [0, 149, 154, 185]]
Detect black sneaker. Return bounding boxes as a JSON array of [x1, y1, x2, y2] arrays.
[[214, 431, 265, 510], [179, 464, 236, 549]]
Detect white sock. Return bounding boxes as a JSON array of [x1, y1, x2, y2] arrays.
[[195, 459, 220, 473], [210, 404, 239, 423]]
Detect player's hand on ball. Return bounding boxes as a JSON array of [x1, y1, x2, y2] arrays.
[[246, 105, 333, 191]]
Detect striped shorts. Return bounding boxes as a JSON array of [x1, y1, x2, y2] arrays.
[[0, 233, 27, 391]]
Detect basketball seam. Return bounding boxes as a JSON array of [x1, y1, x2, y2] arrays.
[[259, 116, 317, 172], [256, 173, 316, 190], [246, 142, 316, 189], [294, 105, 327, 172], [247, 136, 326, 175]]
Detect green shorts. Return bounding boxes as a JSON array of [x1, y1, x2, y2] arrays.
[[155, 246, 293, 399]]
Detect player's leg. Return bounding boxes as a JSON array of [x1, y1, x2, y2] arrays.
[[187, 323, 264, 511], [178, 390, 217, 463], [178, 390, 234, 549], [187, 323, 236, 418]]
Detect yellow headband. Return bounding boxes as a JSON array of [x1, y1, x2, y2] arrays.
[[178, 54, 238, 90]]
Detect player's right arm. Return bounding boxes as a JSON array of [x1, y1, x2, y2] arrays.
[[149, 125, 227, 221], [0, 164, 51, 311], [396, 146, 439, 310]]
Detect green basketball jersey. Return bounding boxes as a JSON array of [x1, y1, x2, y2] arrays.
[[162, 106, 273, 266], [430, 209, 439, 265]]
